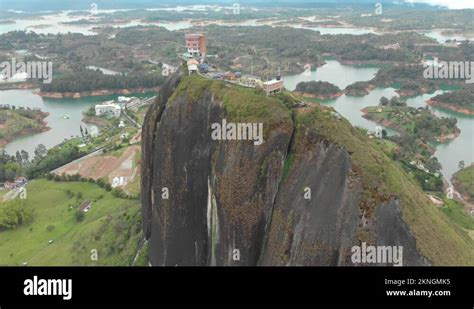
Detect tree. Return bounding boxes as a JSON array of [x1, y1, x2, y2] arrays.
[[459, 160, 465, 170], [382, 129, 388, 139], [20, 150, 29, 165], [74, 210, 85, 222], [0, 200, 32, 230], [426, 157, 442, 173], [34, 144, 48, 160], [379, 96, 389, 106], [80, 125, 84, 138]]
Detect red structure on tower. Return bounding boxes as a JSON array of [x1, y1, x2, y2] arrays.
[[185, 33, 207, 58]]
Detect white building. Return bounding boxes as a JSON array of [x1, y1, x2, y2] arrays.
[[375, 126, 383, 138], [187, 59, 199, 75], [262, 78, 284, 96], [118, 96, 132, 103], [112, 176, 125, 188], [95, 103, 121, 118]]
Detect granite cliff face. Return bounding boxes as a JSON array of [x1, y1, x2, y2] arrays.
[[141, 70, 474, 266]]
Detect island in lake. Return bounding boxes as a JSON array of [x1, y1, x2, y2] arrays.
[[344, 81, 375, 96], [362, 96, 460, 148], [294, 81, 343, 99], [0, 106, 50, 147], [427, 87, 474, 116]]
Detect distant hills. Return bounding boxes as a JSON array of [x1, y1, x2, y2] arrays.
[[0, 0, 442, 12]]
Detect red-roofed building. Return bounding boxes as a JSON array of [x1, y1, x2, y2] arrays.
[[79, 201, 92, 213], [185, 33, 207, 58]]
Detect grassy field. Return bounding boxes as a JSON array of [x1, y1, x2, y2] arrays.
[[0, 179, 143, 266], [440, 199, 474, 230], [371, 139, 400, 157]]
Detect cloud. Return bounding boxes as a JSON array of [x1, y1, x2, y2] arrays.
[[405, 0, 474, 9]]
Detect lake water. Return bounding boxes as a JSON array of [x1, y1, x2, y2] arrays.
[[284, 60, 379, 90], [0, 11, 193, 35], [4, 9, 471, 43], [0, 11, 99, 35], [0, 89, 155, 155], [405, 91, 474, 184], [0, 89, 118, 155], [1, 14, 472, 182], [422, 31, 473, 43], [283, 60, 474, 182], [292, 24, 376, 35]]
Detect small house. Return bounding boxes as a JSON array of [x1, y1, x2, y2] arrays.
[[15, 177, 27, 185], [79, 201, 92, 213], [187, 59, 200, 75], [95, 102, 121, 118]]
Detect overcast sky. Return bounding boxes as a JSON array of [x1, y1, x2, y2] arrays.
[[408, 0, 474, 9]]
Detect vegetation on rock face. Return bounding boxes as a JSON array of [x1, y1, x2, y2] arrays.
[[294, 106, 473, 265], [452, 164, 474, 203], [440, 198, 474, 230], [146, 72, 473, 265], [169, 74, 292, 127]]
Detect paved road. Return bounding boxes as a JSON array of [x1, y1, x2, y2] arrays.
[[123, 108, 141, 128]]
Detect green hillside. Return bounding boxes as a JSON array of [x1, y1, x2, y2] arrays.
[[0, 179, 143, 266], [452, 164, 474, 203], [295, 106, 474, 265]]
